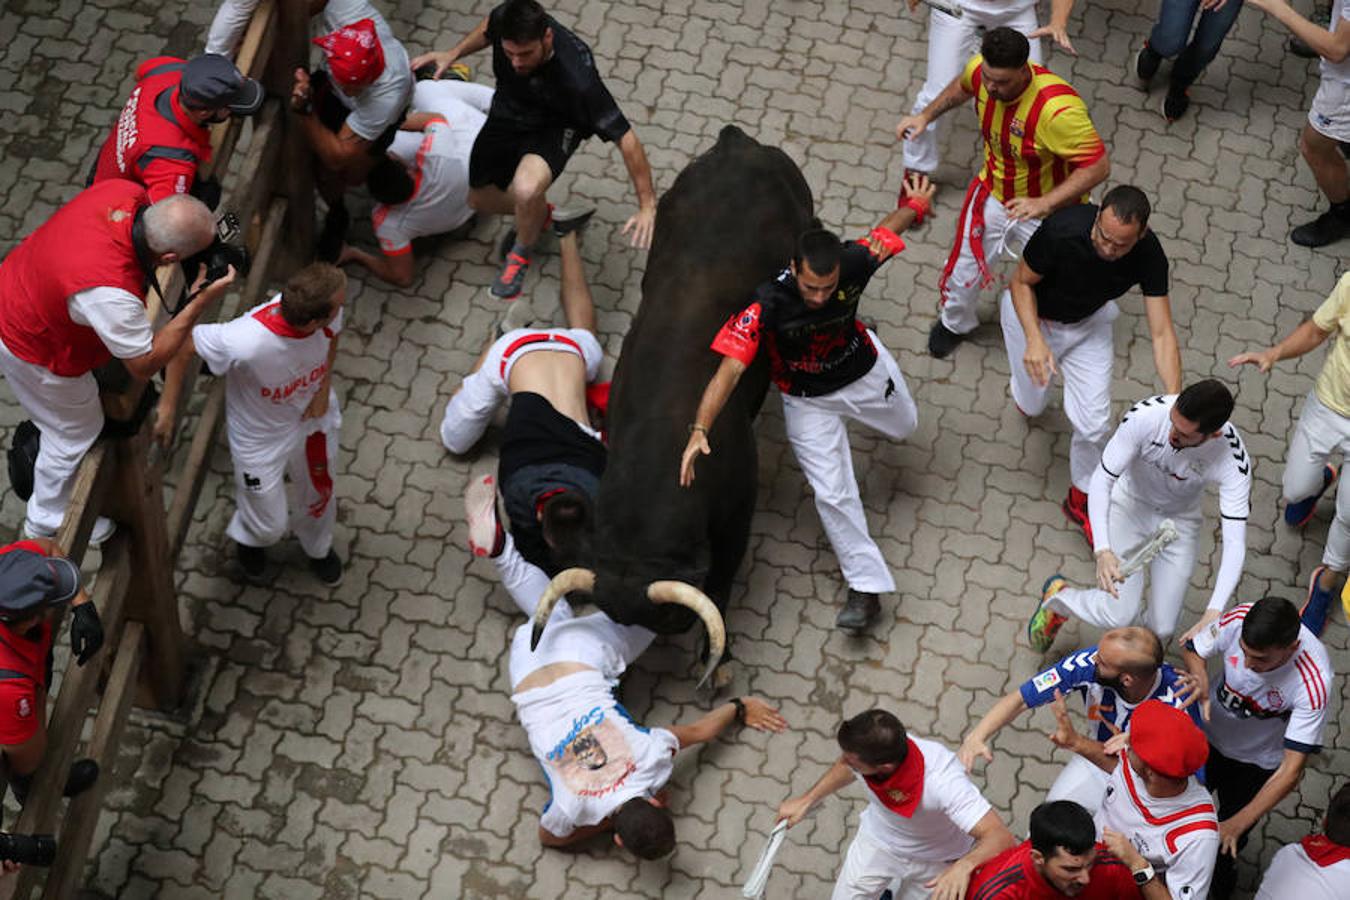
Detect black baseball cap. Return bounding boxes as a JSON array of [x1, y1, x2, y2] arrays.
[[180, 53, 264, 116], [0, 547, 80, 621]]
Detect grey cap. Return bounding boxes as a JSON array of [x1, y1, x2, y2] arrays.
[[180, 53, 264, 116], [0, 546, 80, 620]]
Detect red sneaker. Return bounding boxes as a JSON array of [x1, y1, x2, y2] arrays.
[[1062, 486, 1093, 548]]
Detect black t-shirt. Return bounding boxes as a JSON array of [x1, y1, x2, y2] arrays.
[[484, 6, 630, 142], [1022, 204, 1169, 324], [712, 242, 885, 397]]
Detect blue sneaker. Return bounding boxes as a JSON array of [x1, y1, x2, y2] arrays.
[[1284, 464, 1338, 527], [1301, 565, 1335, 637]]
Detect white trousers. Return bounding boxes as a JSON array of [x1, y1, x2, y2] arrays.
[[439, 327, 602, 454], [832, 818, 951, 900], [1046, 755, 1111, 817], [904, 4, 1044, 174], [940, 190, 1042, 335], [1284, 390, 1350, 570], [1047, 490, 1201, 641], [0, 335, 103, 534], [1000, 291, 1118, 493], [226, 393, 341, 559], [781, 333, 917, 594]]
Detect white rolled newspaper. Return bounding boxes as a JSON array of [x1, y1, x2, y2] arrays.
[[742, 820, 789, 899], [1117, 519, 1180, 579]]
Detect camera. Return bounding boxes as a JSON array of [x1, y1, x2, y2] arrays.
[[178, 211, 251, 312], [0, 832, 56, 867]]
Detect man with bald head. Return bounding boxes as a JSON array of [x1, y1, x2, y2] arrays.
[[0, 181, 230, 542], [958, 626, 1202, 815]]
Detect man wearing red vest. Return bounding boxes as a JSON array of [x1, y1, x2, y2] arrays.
[[92, 54, 263, 204], [0, 180, 229, 542], [776, 709, 1015, 900], [0, 539, 103, 808]]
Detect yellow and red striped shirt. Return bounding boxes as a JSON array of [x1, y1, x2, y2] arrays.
[[960, 55, 1106, 204]]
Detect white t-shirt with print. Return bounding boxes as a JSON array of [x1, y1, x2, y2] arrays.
[[513, 669, 678, 837]]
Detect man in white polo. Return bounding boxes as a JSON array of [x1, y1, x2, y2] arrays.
[[776, 708, 1015, 900]]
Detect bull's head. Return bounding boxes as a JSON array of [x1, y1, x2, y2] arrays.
[[529, 568, 726, 687]]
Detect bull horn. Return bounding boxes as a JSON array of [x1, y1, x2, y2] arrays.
[[530, 568, 597, 651], [647, 581, 726, 689]]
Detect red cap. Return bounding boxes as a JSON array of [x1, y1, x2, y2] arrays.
[[313, 18, 385, 88], [1129, 700, 1208, 779]]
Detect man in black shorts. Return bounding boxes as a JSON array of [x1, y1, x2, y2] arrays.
[[1002, 185, 1181, 547], [412, 0, 657, 298], [440, 219, 606, 576], [678, 174, 936, 634]]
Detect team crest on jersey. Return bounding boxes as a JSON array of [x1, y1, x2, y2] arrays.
[[1032, 669, 1061, 692], [1266, 688, 1284, 708], [1010, 117, 1026, 138]]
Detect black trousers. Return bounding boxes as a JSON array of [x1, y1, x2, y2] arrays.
[[1205, 742, 1277, 899]]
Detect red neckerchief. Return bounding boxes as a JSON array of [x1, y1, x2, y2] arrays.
[[252, 302, 311, 339], [1301, 833, 1350, 867], [861, 739, 924, 817]]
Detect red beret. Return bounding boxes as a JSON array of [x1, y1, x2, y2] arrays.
[[1129, 699, 1208, 779], [313, 18, 385, 89]]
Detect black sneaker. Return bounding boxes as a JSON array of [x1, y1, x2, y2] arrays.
[[1291, 210, 1350, 248], [836, 590, 880, 633], [927, 320, 966, 358], [1162, 88, 1190, 122], [237, 542, 266, 580], [1133, 43, 1162, 86], [552, 206, 596, 238], [492, 249, 531, 299], [309, 549, 344, 587], [63, 758, 99, 798]]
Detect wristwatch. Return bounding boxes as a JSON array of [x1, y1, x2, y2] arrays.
[[1132, 862, 1156, 886]]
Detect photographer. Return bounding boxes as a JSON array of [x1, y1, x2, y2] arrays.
[[91, 53, 263, 205], [0, 181, 233, 543], [0, 539, 103, 813]]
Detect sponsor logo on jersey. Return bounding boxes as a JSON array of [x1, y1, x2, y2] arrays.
[[1032, 669, 1061, 692], [1266, 688, 1284, 708]]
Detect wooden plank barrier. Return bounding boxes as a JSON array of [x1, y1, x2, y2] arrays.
[[0, 2, 313, 895]]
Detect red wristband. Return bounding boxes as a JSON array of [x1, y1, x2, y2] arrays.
[[900, 195, 929, 225], [867, 226, 906, 257]]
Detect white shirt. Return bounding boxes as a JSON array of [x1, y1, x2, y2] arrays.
[[1096, 756, 1219, 900], [959, 0, 1038, 18], [1322, 0, 1350, 85], [1191, 604, 1334, 770], [375, 83, 493, 253], [512, 669, 678, 837], [1256, 840, 1350, 900], [192, 296, 342, 465], [67, 287, 153, 359], [855, 737, 991, 863], [1104, 395, 1252, 522], [319, 0, 413, 142]]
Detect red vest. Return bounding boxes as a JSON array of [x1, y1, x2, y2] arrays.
[[0, 541, 56, 690], [92, 57, 213, 200], [0, 180, 149, 376]]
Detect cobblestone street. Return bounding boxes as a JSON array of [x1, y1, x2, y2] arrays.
[[0, 0, 1346, 897]]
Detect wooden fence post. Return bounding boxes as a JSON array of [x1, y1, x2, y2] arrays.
[[267, 0, 315, 274]]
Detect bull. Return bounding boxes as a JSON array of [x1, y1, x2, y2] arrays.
[[529, 126, 814, 685]]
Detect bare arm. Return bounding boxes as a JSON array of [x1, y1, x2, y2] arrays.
[[927, 811, 1018, 900], [538, 820, 612, 848], [1010, 259, 1056, 387], [303, 330, 340, 421], [667, 696, 785, 749], [1218, 749, 1307, 856], [1029, 0, 1079, 54], [617, 129, 657, 249], [896, 73, 975, 142], [152, 333, 197, 448], [410, 16, 492, 77], [679, 355, 748, 487], [124, 269, 236, 380], [1143, 295, 1182, 394], [298, 114, 376, 185], [959, 691, 1028, 770], [1006, 153, 1111, 221], [1229, 317, 1332, 372], [1247, 0, 1350, 62], [775, 758, 854, 827], [341, 244, 415, 288]]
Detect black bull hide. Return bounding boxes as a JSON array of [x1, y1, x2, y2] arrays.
[[588, 125, 813, 634]]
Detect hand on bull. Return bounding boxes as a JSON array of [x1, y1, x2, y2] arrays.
[[679, 428, 711, 488], [739, 697, 787, 733], [623, 203, 656, 249]]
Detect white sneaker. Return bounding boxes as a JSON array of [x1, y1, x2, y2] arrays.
[[464, 472, 503, 558], [22, 516, 115, 547]]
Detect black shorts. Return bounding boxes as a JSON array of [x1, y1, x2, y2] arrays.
[[468, 116, 584, 191], [312, 70, 404, 158]]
